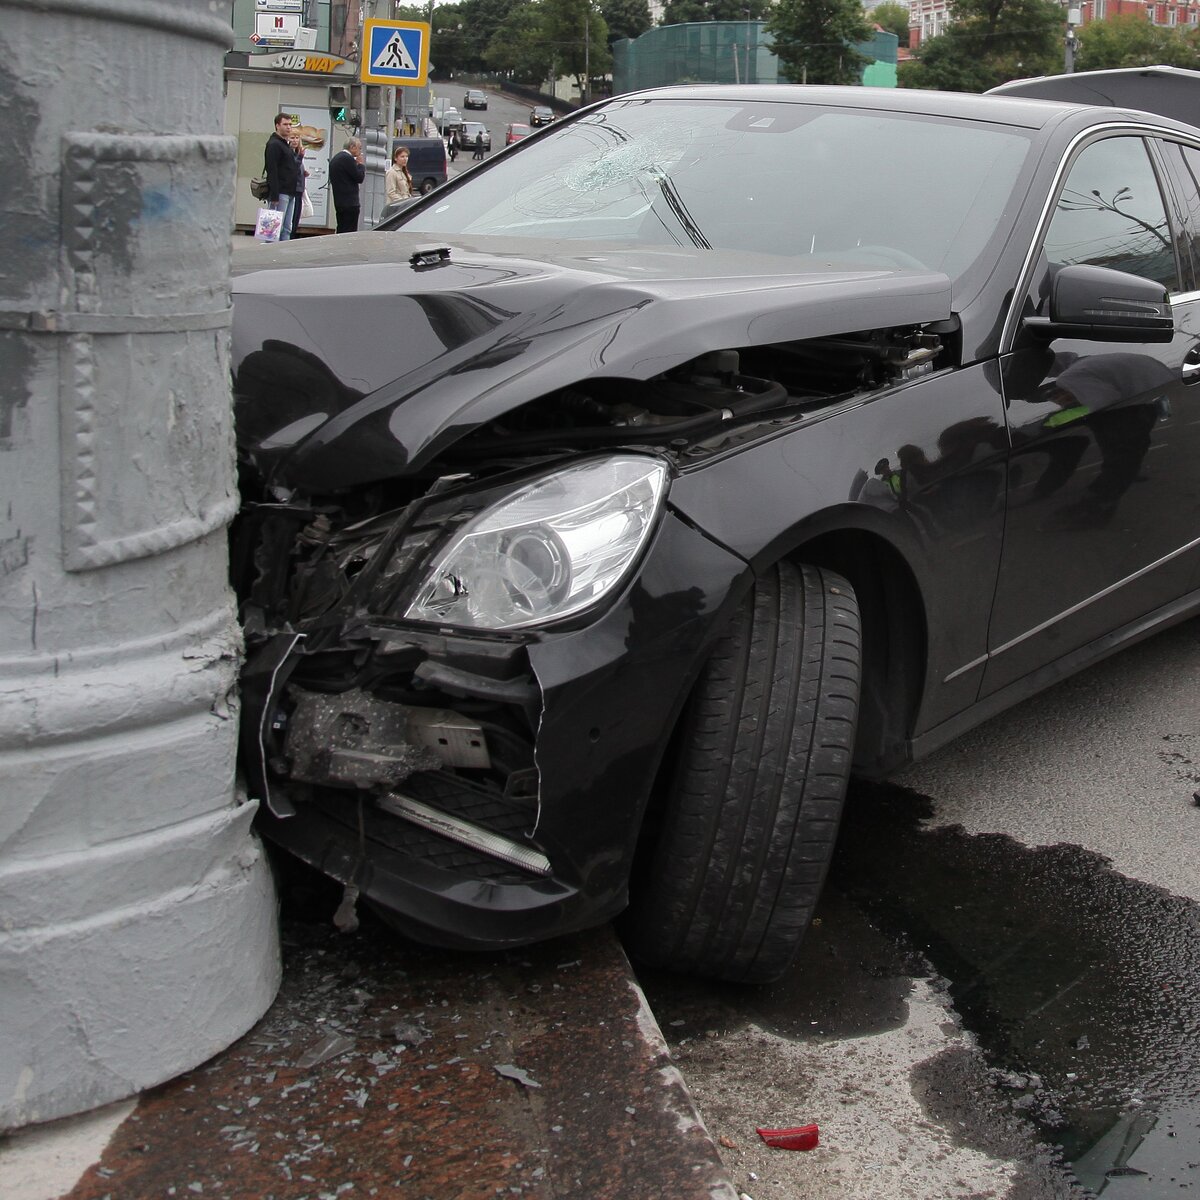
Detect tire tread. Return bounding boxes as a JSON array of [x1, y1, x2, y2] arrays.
[[624, 562, 862, 983]]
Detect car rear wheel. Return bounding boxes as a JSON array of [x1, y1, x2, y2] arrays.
[[623, 561, 861, 983]]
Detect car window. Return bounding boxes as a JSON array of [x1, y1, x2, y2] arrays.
[[401, 99, 1034, 289], [1161, 140, 1200, 287], [1041, 136, 1180, 291]]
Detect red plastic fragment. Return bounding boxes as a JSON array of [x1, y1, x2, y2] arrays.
[[756, 1123, 820, 1151]]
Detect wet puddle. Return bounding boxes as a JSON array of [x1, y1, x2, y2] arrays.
[[639, 779, 1200, 1196], [826, 780, 1200, 1195]]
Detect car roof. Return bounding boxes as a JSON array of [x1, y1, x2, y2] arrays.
[[988, 65, 1200, 131], [613, 83, 1197, 135]]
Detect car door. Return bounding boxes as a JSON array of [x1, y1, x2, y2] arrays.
[[985, 131, 1200, 697], [1158, 136, 1200, 600]]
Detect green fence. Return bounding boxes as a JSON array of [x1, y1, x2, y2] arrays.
[[612, 23, 897, 93]]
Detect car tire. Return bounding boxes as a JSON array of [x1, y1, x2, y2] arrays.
[[420, 179, 436, 194], [623, 561, 861, 983]]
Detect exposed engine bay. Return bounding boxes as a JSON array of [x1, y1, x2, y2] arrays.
[[444, 329, 945, 461], [233, 323, 948, 890]]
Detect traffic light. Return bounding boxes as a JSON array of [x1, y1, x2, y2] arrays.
[[329, 84, 349, 124]]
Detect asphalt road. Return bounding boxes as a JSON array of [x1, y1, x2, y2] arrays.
[[429, 83, 547, 180], [642, 615, 1200, 1199]]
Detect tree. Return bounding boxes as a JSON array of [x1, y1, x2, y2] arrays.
[[660, 0, 771, 26], [899, 0, 1061, 92], [1076, 14, 1200, 71], [766, 0, 873, 85], [454, 0, 532, 73], [539, 0, 612, 98], [899, 34, 997, 91], [603, 0, 652, 44], [485, 3, 556, 80], [428, 3, 473, 77], [871, 1, 911, 48]]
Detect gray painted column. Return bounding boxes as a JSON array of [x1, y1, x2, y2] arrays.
[[0, 0, 280, 1128]]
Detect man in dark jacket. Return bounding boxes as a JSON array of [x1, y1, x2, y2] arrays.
[[264, 113, 301, 240], [328, 137, 365, 233]]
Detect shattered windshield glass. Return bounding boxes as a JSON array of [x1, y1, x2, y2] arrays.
[[399, 98, 1035, 282]]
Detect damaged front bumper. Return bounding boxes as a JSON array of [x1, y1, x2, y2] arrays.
[[239, 509, 746, 950]]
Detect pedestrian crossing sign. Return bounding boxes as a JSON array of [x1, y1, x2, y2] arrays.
[[360, 19, 430, 86]]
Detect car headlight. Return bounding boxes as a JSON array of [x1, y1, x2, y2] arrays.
[[404, 455, 669, 631]]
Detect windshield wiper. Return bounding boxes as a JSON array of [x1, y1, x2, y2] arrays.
[[655, 172, 711, 250]]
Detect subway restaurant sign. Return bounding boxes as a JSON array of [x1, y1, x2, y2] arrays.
[[248, 51, 356, 74]]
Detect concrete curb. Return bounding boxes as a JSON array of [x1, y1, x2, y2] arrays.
[[2, 918, 737, 1199]]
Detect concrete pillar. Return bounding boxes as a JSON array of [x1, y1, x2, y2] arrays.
[[0, 0, 280, 1128]]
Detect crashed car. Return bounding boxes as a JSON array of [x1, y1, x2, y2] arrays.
[[231, 84, 1200, 983]]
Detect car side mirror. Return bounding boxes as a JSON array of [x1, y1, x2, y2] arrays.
[[1023, 264, 1174, 343]]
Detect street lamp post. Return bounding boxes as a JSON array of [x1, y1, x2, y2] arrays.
[[359, 0, 383, 140], [1064, 4, 1080, 72], [426, 0, 436, 121], [744, 7, 751, 84]]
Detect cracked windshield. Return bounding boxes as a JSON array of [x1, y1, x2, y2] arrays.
[[403, 99, 1032, 279]]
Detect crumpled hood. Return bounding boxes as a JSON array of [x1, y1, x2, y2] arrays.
[[231, 231, 953, 491]]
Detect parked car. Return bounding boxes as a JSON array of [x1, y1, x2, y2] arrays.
[[504, 122, 532, 144], [436, 107, 464, 136], [463, 89, 488, 110], [230, 81, 1200, 984], [529, 105, 555, 125], [461, 120, 491, 152]]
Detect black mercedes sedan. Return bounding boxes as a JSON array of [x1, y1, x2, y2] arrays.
[[231, 83, 1200, 983]]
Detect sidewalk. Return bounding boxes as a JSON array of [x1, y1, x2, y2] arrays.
[[2, 909, 739, 1200]]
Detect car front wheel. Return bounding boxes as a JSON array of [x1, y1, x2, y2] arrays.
[[623, 561, 861, 983]]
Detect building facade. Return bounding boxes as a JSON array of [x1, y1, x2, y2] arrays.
[[909, 0, 1200, 49]]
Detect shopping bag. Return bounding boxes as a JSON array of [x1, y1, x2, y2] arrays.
[[254, 205, 284, 243], [301, 190, 314, 219]]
